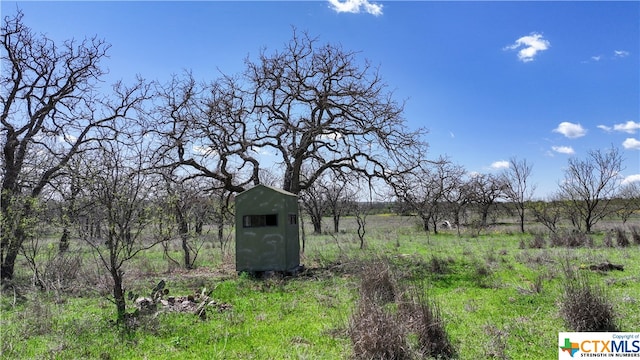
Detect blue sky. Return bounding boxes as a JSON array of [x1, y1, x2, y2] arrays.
[[3, 1, 639, 199]]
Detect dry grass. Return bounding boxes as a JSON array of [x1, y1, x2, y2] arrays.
[[559, 269, 619, 332], [349, 257, 455, 359]]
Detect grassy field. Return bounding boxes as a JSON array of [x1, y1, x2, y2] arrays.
[[1, 215, 639, 359]]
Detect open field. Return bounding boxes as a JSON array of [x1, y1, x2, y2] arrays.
[[2, 214, 639, 359]]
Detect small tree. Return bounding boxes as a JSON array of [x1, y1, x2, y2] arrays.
[[617, 181, 640, 225], [466, 173, 506, 231], [558, 147, 624, 233], [501, 157, 535, 233], [79, 134, 160, 323]]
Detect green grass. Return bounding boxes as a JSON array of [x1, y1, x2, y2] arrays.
[[2, 215, 640, 359]]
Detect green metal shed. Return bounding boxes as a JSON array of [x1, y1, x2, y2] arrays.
[[235, 184, 300, 273]]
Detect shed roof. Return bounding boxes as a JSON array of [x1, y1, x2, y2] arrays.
[[237, 184, 297, 197]]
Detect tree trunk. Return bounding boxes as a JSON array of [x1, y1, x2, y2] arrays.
[[333, 215, 340, 233], [112, 267, 126, 323], [59, 228, 70, 253], [421, 216, 429, 234], [1, 198, 32, 281], [312, 218, 322, 234]]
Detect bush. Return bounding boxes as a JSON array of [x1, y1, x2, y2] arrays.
[[603, 231, 614, 248], [616, 228, 630, 247], [630, 226, 640, 245], [358, 257, 397, 305], [428, 255, 453, 275], [550, 231, 592, 248], [560, 273, 618, 332], [349, 299, 410, 360], [530, 233, 547, 249], [399, 287, 456, 359]]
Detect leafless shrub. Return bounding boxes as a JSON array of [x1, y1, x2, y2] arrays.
[[472, 261, 495, 288], [358, 257, 397, 305], [428, 255, 453, 275], [483, 324, 509, 359], [616, 228, 630, 247], [529, 233, 546, 249], [41, 251, 83, 295], [603, 231, 614, 248], [630, 226, 640, 245], [349, 299, 410, 360], [399, 287, 456, 359], [560, 271, 618, 332], [550, 231, 592, 248]]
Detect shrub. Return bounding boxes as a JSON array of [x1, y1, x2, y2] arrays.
[[529, 233, 546, 249], [560, 273, 618, 332], [428, 255, 452, 275], [358, 257, 397, 305], [550, 231, 592, 248], [349, 299, 410, 360], [630, 226, 640, 245], [603, 231, 614, 248], [483, 324, 509, 359], [399, 287, 456, 359], [616, 228, 630, 247]]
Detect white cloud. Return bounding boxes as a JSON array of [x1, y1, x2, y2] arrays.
[[490, 160, 510, 170], [591, 55, 602, 62], [328, 0, 383, 16], [622, 174, 640, 185], [318, 132, 343, 141], [59, 133, 78, 143], [552, 146, 575, 155], [614, 50, 629, 58], [504, 32, 550, 62], [192, 145, 218, 156], [597, 125, 612, 132], [553, 122, 587, 139], [622, 138, 640, 150], [613, 120, 640, 134]]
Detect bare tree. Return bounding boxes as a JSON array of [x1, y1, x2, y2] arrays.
[[501, 157, 536, 233], [557, 147, 624, 233], [617, 181, 640, 224], [299, 179, 327, 234], [247, 30, 427, 194], [467, 173, 506, 231], [393, 158, 466, 234], [530, 198, 563, 234], [0, 11, 150, 281], [150, 30, 427, 197], [79, 133, 160, 323]]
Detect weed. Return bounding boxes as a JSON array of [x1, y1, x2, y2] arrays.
[[358, 257, 397, 305], [483, 324, 509, 359], [603, 231, 614, 248], [550, 231, 593, 248], [428, 255, 452, 275], [349, 298, 410, 360], [630, 226, 640, 245], [616, 228, 630, 247], [399, 285, 456, 359], [529, 233, 546, 249], [559, 271, 619, 332]]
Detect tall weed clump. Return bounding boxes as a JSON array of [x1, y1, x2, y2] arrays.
[[615, 228, 630, 247], [559, 264, 619, 332], [349, 257, 409, 359], [550, 231, 593, 248], [348, 257, 455, 359], [630, 226, 640, 245], [399, 285, 456, 359]]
